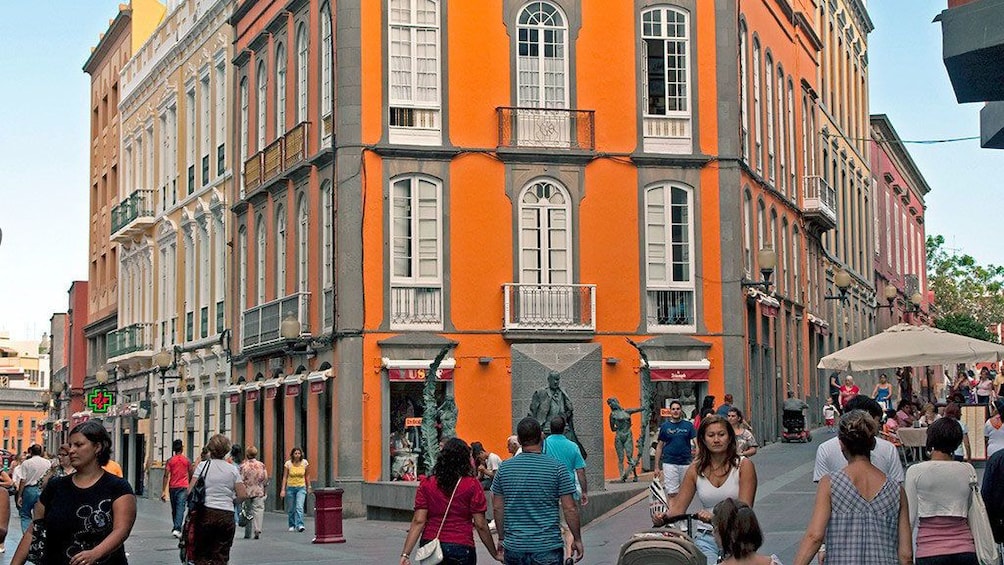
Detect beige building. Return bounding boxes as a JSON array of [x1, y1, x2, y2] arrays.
[[113, 0, 234, 485], [815, 0, 876, 371]]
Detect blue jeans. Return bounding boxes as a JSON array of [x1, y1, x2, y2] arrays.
[[435, 542, 477, 565], [503, 547, 563, 565], [20, 485, 40, 534], [693, 530, 720, 564], [169, 487, 187, 532], [286, 486, 306, 529]]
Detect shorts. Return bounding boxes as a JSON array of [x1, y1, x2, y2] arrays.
[[661, 463, 690, 495], [825, 417, 835, 426]]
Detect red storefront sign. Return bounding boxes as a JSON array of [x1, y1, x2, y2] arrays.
[[229, 393, 241, 404], [245, 389, 260, 402], [265, 387, 278, 400], [309, 380, 325, 394], [387, 368, 454, 382], [761, 304, 779, 318], [285, 383, 301, 397], [650, 368, 710, 382], [405, 417, 422, 427]]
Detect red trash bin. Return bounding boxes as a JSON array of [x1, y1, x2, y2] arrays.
[[312, 487, 346, 543]]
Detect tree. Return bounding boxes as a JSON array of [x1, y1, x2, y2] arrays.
[[934, 312, 998, 342], [926, 234, 1004, 331]]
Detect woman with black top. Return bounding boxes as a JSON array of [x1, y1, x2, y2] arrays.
[[11, 421, 137, 565]]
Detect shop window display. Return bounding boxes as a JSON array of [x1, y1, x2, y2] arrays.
[[389, 381, 448, 480]]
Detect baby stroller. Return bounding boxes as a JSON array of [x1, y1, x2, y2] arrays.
[[618, 477, 706, 564], [781, 409, 811, 442]]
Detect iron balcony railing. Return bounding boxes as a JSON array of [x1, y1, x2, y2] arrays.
[[390, 284, 442, 328], [242, 122, 310, 195], [803, 175, 838, 228], [502, 283, 596, 332], [646, 289, 696, 328], [497, 107, 595, 151], [107, 323, 154, 360], [110, 189, 156, 237], [241, 291, 311, 350]]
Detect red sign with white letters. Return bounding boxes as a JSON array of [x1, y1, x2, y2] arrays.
[[650, 368, 710, 382], [285, 383, 301, 397], [265, 387, 278, 400], [245, 389, 260, 402], [229, 393, 240, 404], [387, 368, 454, 382], [309, 381, 325, 394]]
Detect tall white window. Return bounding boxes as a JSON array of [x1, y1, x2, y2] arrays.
[[320, 3, 333, 136], [257, 63, 267, 149], [777, 66, 786, 195], [297, 195, 309, 292], [519, 179, 569, 286], [215, 62, 226, 176], [296, 24, 308, 123], [765, 53, 775, 183], [389, 0, 441, 139], [275, 43, 287, 135], [239, 78, 249, 195], [743, 190, 752, 276], [641, 6, 691, 153], [787, 81, 796, 194], [321, 181, 334, 325], [885, 190, 892, 266], [517, 2, 568, 109], [200, 74, 211, 185], [159, 245, 170, 347], [198, 220, 210, 338], [184, 226, 196, 341], [645, 183, 695, 331], [752, 40, 762, 174], [391, 175, 443, 328], [256, 214, 266, 304], [238, 226, 248, 312], [276, 205, 287, 297], [792, 225, 800, 298], [739, 20, 749, 162], [213, 213, 225, 332], [186, 87, 196, 194], [781, 220, 789, 295]]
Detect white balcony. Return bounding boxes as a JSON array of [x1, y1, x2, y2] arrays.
[[241, 292, 310, 350], [107, 323, 155, 364], [390, 284, 442, 329], [803, 175, 837, 231], [503, 283, 596, 333], [111, 189, 156, 242]]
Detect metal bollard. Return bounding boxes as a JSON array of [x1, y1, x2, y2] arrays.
[[312, 487, 346, 543]]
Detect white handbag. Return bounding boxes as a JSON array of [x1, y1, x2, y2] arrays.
[[967, 466, 999, 565], [413, 480, 460, 565]]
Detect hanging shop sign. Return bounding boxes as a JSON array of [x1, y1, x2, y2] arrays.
[[265, 387, 278, 400], [85, 387, 115, 414], [387, 368, 454, 382], [647, 359, 712, 382], [309, 380, 325, 394], [285, 383, 301, 397], [229, 393, 241, 404], [405, 417, 423, 427], [245, 389, 260, 402]]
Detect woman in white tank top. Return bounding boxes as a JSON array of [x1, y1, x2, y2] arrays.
[[661, 414, 759, 564]]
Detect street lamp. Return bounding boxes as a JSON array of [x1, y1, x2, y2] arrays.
[[906, 292, 924, 313], [154, 345, 183, 379], [824, 269, 852, 305], [742, 247, 777, 292], [280, 313, 301, 340], [876, 283, 898, 310], [95, 366, 118, 385]]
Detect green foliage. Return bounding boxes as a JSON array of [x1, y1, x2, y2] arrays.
[[934, 312, 998, 342], [927, 234, 1004, 330]]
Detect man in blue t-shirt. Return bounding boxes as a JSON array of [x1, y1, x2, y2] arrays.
[[654, 400, 697, 501], [492, 417, 582, 564], [544, 415, 588, 560]]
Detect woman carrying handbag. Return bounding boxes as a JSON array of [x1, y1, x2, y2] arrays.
[[400, 438, 500, 565]]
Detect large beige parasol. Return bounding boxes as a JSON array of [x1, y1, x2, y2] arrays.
[[817, 323, 1004, 371]]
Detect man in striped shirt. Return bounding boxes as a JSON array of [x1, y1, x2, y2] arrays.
[[492, 417, 584, 563]]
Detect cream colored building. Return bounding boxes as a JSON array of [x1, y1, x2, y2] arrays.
[[114, 0, 233, 472], [816, 0, 876, 364]]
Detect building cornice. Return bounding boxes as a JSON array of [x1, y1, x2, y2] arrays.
[[869, 114, 932, 198], [83, 5, 131, 75]]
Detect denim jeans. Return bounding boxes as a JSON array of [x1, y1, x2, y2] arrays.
[[502, 547, 563, 565], [693, 529, 721, 564], [436, 542, 477, 565], [169, 487, 187, 532], [20, 485, 40, 534], [286, 486, 306, 529]]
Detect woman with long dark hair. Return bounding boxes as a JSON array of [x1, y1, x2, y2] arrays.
[[660, 414, 758, 564], [11, 421, 137, 565], [712, 498, 782, 565], [399, 438, 499, 565]]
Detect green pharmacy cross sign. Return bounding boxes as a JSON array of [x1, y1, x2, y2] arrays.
[[86, 387, 115, 414]]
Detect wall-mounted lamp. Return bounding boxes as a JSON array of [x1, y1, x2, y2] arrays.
[[95, 365, 119, 385], [742, 247, 777, 293], [478, 357, 493, 365], [824, 269, 852, 305], [154, 345, 183, 380], [280, 313, 316, 355], [876, 283, 898, 310], [219, 329, 232, 363], [905, 292, 924, 313], [605, 357, 620, 365]]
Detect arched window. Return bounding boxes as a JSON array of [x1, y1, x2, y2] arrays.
[[297, 195, 308, 292], [321, 180, 334, 325], [739, 19, 749, 162], [777, 65, 786, 195], [390, 175, 443, 328], [787, 80, 796, 194], [792, 224, 800, 297], [239, 78, 248, 195], [256, 214, 266, 304], [756, 200, 766, 252], [743, 189, 752, 276], [645, 183, 695, 330], [320, 3, 333, 134], [519, 179, 570, 285], [296, 24, 308, 123], [642, 6, 690, 116], [256, 62, 267, 149], [213, 213, 225, 332], [238, 226, 248, 311], [275, 43, 287, 135], [517, 2, 568, 109], [781, 219, 789, 295], [752, 39, 762, 174], [765, 52, 775, 183], [276, 204, 287, 297]]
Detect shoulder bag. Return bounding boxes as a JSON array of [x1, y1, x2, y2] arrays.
[[967, 465, 999, 565], [413, 478, 461, 565], [187, 461, 211, 510]]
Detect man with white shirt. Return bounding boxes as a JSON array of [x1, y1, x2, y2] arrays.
[[813, 395, 905, 483], [17, 445, 53, 533]]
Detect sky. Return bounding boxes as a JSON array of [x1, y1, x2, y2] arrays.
[[1, 0, 1002, 340]]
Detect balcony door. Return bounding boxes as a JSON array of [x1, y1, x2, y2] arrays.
[[515, 1, 569, 147], [518, 180, 574, 325]]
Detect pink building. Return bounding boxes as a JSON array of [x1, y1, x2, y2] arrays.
[[870, 114, 931, 329]]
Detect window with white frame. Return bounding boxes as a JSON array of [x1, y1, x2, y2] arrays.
[[518, 2, 568, 109], [297, 195, 308, 293], [757, 200, 765, 251], [781, 220, 789, 295], [787, 81, 796, 195], [792, 225, 800, 297], [200, 73, 211, 186], [257, 63, 267, 149], [213, 212, 225, 333], [645, 183, 695, 331], [184, 225, 196, 342], [739, 20, 749, 163], [238, 226, 248, 312], [388, 0, 441, 143], [296, 24, 308, 124], [519, 179, 570, 286], [777, 66, 786, 195], [641, 6, 691, 153], [215, 61, 226, 176], [752, 39, 762, 174], [276, 205, 287, 297], [239, 78, 248, 196], [390, 175, 442, 328], [320, 3, 333, 137], [321, 181, 333, 325], [743, 190, 752, 277], [186, 86, 196, 195], [198, 219, 210, 338], [276, 43, 287, 136], [765, 53, 775, 184], [256, 214, 266, 304]]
